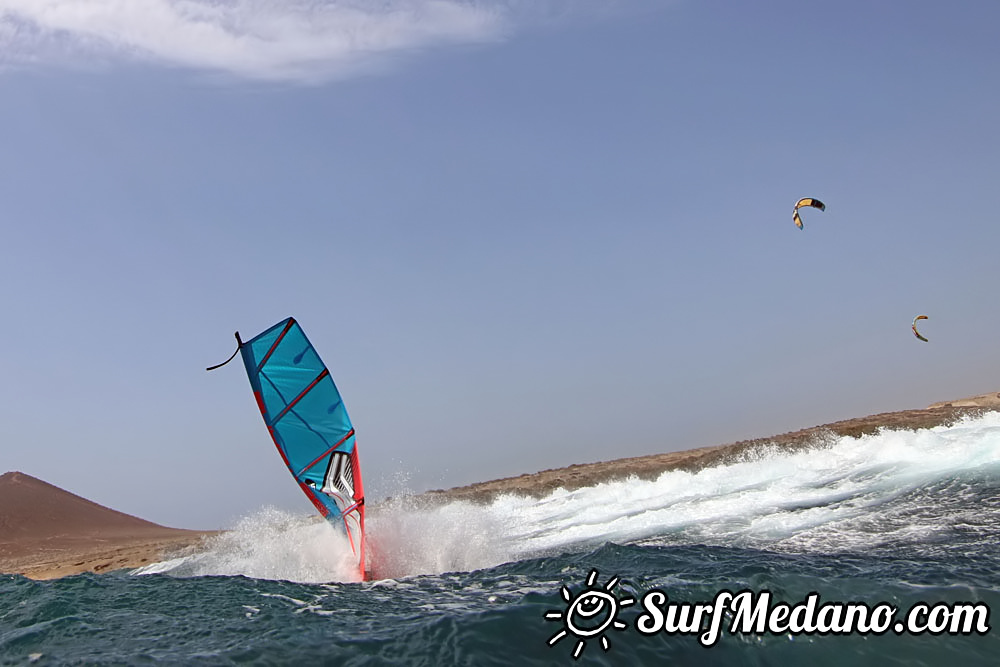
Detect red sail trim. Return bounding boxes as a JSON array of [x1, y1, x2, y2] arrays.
[[254, 391, 269, 419], [256, 318, 295, 374], [300, 482, 331, 517], [269, 425, 293, 470], [352, 446, 367, 580], [269, 368, 329, 425]]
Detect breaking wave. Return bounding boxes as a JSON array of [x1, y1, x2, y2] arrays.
[[137, 412, 1000, 583]]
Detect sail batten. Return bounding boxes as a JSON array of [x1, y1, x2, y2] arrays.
[[296, 428, 356, 478], [256, 318, 295, 374], [269, 368, 330, 425]]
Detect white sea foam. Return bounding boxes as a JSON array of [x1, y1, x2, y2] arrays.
[[494, 411, 1000, 556], [137, 411, 1000, 583]]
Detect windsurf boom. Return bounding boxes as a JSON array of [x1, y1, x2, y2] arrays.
[[209, 318, 367, 580]]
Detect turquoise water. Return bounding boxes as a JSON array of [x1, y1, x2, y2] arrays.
[[3, 414, 1000, 664]]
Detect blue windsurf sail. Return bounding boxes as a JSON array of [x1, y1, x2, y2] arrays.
[[210, 317, 366, 580]]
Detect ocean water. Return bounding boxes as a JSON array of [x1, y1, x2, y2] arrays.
[[3, 413, 1000, 665]]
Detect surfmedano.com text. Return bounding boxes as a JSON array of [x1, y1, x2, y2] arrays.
[[635, 589, 991, 646]]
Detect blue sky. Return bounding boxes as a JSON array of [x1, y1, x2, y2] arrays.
[[1, 1, 998, 529]]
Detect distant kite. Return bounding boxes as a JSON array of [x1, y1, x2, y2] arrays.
[[793, 198, 826, 229], [912, 315, 929, 342]]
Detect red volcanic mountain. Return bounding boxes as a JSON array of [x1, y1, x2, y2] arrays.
[[0, 471, 200, 559]]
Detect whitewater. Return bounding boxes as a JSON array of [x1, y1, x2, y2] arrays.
[[4, 413, 999, 664]]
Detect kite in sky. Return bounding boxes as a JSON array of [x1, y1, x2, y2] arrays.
[[793, 197, 826, 229]]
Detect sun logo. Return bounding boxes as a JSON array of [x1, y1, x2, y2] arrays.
[[545, 569, 635, 659]]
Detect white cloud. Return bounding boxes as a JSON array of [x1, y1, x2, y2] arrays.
[[0, 0, 520, 83]]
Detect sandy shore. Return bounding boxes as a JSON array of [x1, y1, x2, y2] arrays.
[[4, 391, 998, 580], [0, 472, 214, 580], [0, 534, 211, 581]]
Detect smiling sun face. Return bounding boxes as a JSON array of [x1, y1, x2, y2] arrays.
[[545, 570, 635, 659], [567, 589, 616, 635]]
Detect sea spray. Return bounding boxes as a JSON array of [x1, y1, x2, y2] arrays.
[[366, 496, 510, 579], [134, 500, 514, 583], [133, 507, 361, 583]]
